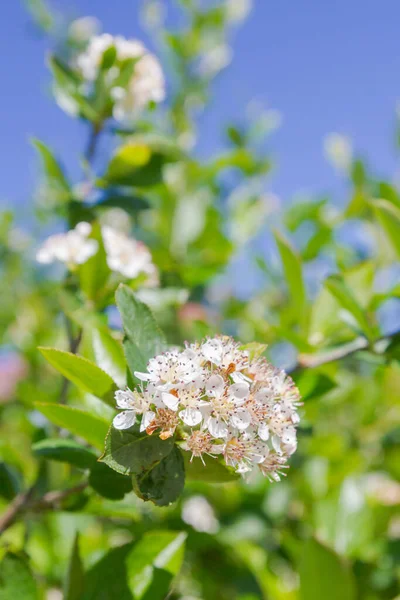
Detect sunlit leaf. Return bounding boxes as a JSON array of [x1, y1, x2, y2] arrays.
[[0, 553, 39, 600], [34, 403, 109, 451]]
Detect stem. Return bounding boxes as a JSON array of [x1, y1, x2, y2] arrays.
[[296, 328, 400, 371], [0, 483, 88, 536]]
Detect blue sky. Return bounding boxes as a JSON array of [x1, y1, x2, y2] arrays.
[[2, 0, 400, 213]]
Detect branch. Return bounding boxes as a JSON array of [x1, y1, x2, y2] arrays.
[[0, 483, 88, 536], [296, 328, 400, 371]]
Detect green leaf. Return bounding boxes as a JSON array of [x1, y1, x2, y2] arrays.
[[64, 534, 85, 600], [372, 199, 400, 258], [81, 544, 133, 600], [0, 463, 21, 501], [0, 553, 39, 600], [78, 223, 110, 303], [91, 327, 127, 388], [32, 439, 97, 469], [39, 347, 116, 405], [133, 446, 185, 506], [31, 138, 70, 198], [126, 531, 187, 599], [34, 403, 109, 451], [101, 427, 172, 478], [115, 284, 166, 378], [100, 426, 174, 476], [89, 462, 132, 500], [182, 451, 239, 483], [324, 275, 377, 340], [299, 538, 356, 600], [274, 230, 308, 332]]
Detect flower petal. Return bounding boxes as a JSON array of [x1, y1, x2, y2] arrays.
[[134, 371, 152, 382], [207, 417, 228, 438], [162, 392, 180, 411], [230, 409, 251, 431], [113, 410, 136, 430], [229, 382, 250, 402], [201, 340, 222, 364], [206, 374, 225, 397], [258, 423, 270, 441], [115, 389, 134, 409], [140, 410, 155, 432], [179, 407, 203, 427]]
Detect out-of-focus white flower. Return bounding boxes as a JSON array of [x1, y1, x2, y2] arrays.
[[226, 0, 252, 23], [198, 44, 232, 77], [37, 222, 158, 286], [182, 495, 220, 533], [36, 222, 98, 266], [75, 34, 165, 120], [324, 133, 353, 172], [68, 16, 100, 43], [113, 335, 301, 479], [101, 225, 158, 284], [0, 353, 28, 403]]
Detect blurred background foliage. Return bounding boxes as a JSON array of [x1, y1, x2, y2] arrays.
[[0, 0, 399, 599]]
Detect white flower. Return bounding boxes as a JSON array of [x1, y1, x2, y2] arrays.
[[135, 349, 204, 390], [36, 222, 98, 266], [112, 335, 301, 479], [112, 387, 158, 430], [182, 496, 219, 533], [75, 34, 165, 120], [37, 222, 158, 286], [101, 225, 158, 285]]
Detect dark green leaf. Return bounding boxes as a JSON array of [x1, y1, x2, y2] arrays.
[[95, 192, 150, 216], [32, 439, 97, 469], [34, 403, 109, 451], [126, 531, 187, 599], [89, 461, 132, 500], [0, 553, 39, 600], [133, 446, 185, 506], [299, 538, 356, 600], [100, 426, 174, 476], [0, 463, 21, 501], [64, 534, 85, 600], [39, 347, 116, 405], [115, 284, 166, 378], [81, 544, 133, 600], [100, 425, 173, 477]]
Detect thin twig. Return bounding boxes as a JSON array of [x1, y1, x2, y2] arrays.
[[0, 483, 88, 536], [296, 328, 399, 371]]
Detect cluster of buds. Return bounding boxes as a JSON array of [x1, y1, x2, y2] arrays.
[[113, 335, 301, 481], [75, 33, 165, 120], [36, 222, 158, 286]]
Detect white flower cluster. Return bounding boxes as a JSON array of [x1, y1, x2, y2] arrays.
[[36, 222, 158, 285], [113, 335, 301, 481], [76, 34, 165, 120]]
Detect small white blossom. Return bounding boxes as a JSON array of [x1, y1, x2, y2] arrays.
[[112, 335, 301, 479], [36, 222, 98, 266], [75, 34, 165, 120], [37, 223, 158, 286]]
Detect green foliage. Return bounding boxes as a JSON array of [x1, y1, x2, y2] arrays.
[[115, 284, 166, 377], [64, 534, 85, 600], [39, 347, 116, 404], [0, 554, 39, 600], [2, 2, 400, 598], [34, 403, 109, 450], [126, 531, 187, 599], [100, 425, 174, 476], [133, 446, 185, 506], [299, 539, 356, 600]]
